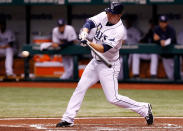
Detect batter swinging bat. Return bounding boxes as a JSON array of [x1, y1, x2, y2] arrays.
[[85, 41, 112, 68]]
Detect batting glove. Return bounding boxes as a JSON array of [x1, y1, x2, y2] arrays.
[[79, 31, 88, 40], [80, 39, 90, 47]]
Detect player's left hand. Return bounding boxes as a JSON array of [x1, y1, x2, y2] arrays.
[[79, 31, 88, 40]]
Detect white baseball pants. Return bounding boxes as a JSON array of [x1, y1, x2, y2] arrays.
[[0, 47, 14, 75], [162, 58, 174, 80], [60, 55, 73, 79], [62, 59, 149, 123], [132, 54, 158, 76]]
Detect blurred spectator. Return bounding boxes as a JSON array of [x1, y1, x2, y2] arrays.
[[52, 18, 78, 79], [153, 15, 177, 80], [125, 17, 141, 46], [124, 16, 142, 78], [0, 18, 16, 78], [132, 19, 158, 78]]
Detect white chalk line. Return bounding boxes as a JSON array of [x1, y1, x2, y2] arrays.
[[0, 116, 183, 120], [0, 123, 183, 130]]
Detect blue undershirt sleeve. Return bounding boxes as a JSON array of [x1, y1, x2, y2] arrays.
[[102, 44, 112, 52], [83, 20, 95, 30]]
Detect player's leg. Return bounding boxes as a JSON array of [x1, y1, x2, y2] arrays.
[[132, 54, 140, 77], [61, 59, 99, 124], [60, 56, 73, 79], [140, 54, 158, 77], [99, 60, 151, 119], [150, 54, 158, 77], [5, 47, 14, 76], [162, 58, 174, 80]]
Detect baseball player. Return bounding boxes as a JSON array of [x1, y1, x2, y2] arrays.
[[56, 2, 153, 127], [0, 18, 16, 78], [154, 15, 176, 80], [52, 18, 77, 79]]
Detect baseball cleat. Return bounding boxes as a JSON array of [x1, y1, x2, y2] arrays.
[[56, 121, 74, 127], [145, 104, 154, 125]]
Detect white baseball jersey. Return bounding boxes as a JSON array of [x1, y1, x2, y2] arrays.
[[52, 25, 77, 44], [89, 12, 127, 61], [0, 29, 15, 46]]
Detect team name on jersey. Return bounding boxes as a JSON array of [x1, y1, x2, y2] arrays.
[[94, 23, 108, 42]]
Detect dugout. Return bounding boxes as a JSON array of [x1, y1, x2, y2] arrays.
[[1, 0, 183, 82]]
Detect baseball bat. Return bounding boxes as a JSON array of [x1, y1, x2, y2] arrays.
[[86, 42, 112, 68]]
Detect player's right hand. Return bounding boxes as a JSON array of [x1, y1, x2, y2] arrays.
[[80, 39, 90, 47]]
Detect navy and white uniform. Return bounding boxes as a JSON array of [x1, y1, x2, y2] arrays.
[[52, 25, 77, 79], [154, 25, 176, 79], [62, 12, 151, 124]]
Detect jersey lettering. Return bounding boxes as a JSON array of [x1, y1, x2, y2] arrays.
[[94, 23, 108, 42]]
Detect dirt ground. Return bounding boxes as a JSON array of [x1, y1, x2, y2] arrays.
[[0, 82, 183, 130], [0, 117, 183, 131]]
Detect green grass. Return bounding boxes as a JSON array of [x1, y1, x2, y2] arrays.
[[0, 87, 183, 117]]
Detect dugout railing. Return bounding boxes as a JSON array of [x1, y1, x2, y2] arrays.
[[22, 44, 183, 83]]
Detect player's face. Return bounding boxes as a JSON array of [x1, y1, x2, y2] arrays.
[[58, 25, 65, 34], [159, 21, 168, 29], [106, 12, 121, 24]]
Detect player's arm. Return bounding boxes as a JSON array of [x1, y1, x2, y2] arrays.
[[154, 33, 166, 47], [153, 33, 160, 41], [52, 40, 76, 48], [0, 41, 11, 48], [0, 31, 15, 48], [79, 20, 95, 40]]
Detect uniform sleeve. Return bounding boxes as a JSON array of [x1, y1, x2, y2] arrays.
[[52, 28, 60, 43], [67, 26, 77, 42], [154, 26, 161, 36], [89, 12, 106, 26]]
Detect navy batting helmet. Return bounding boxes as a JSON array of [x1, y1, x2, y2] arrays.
[[105, 2, 124, 14]]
